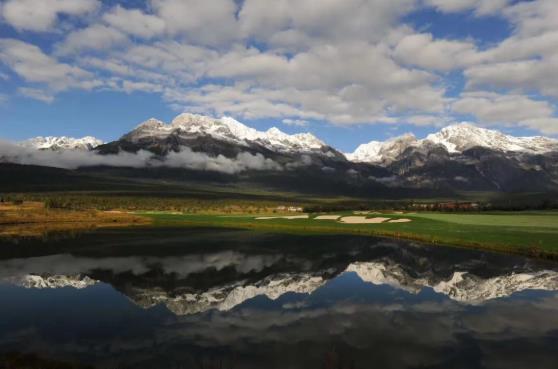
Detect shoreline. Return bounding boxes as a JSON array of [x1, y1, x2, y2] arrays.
[[143, 213, 558, 261], [0, 202, 150, 238]]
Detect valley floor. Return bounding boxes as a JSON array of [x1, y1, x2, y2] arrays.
[[142, 211, 558, 260], [2, 200, 557, 260]]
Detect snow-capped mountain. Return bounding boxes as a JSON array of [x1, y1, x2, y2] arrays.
[[347, 123, 558, 164], [130, 273, 326, 316], [124, 113, 326, 154], [5, 115, 558, 193], [19, 136, 103, 151], [8, 261, 558, 314], [344, 123, 558, 192], [426, 123, 558, 154], [346, 133, 419, 164], [6, 274, 98, 289], [347, 262, 558, 305], [12, 119, 558, 161]]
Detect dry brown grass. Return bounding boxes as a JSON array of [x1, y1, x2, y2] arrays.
[[0, 201, 150, 238]]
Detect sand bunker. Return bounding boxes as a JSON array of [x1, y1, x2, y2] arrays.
[[256, 215, 309, 220], [388, 218, 412, 223], [339, 216, 390, 224], [314, 215, 341, 220]]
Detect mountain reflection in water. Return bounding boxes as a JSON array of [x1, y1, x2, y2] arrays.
[[1, 228, 558, 369]]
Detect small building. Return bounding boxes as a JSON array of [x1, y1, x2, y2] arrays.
[[276, 205, 303, 212]]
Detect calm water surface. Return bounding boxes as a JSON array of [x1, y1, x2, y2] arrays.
[[1, 228, 558, 368]]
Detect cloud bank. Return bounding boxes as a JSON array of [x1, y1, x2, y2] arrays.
[[0, 0, 557, 135], [0, 140, 282, 174]]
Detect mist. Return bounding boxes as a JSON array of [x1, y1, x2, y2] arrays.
[[0, 140, 283, 174]]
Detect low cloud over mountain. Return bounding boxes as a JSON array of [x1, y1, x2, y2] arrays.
[[0, 139, 282, 174], [2, 113, 558, 192]]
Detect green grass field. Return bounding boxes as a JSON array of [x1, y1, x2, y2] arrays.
[[142, 211, 558, 259]]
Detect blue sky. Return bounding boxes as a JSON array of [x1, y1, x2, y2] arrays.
[[1, 0, 557, 152]]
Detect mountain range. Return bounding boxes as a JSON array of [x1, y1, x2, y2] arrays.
[[7, 252, 558, 313], [4, 113, 558, 194], [19, 136, 104, 151]]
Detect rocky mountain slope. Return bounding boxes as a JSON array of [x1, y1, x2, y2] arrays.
[[347, 123, 558, 192], [123, 114, 327, 154], [97, 113, 344, 162], [347, 123, 558, 164]]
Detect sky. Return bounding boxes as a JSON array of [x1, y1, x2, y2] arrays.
[[0, 0, 557, 152]]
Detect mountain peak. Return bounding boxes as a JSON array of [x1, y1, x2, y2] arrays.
[[122, 113, 328, 154], [171, 113, 216, 128], [19, 136, 103, 151], [427, 122, 558, 153], [346, 133, 418, 163], [132, 118, 165, 134], [347, 123, 558, 163]]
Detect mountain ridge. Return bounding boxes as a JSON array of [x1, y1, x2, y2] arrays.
[[17, 116, 558, 162], [7, 260, 558, 315], [347, 123, 558, 164], [122, 113, 328, 155], [6, 114, 558, 193], [19, 136, 104, 151]]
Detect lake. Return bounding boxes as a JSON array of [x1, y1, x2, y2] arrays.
[[1, 227, 558, 368]]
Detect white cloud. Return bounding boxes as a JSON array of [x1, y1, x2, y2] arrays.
[[18, 87, 54, 103], [0, 1, 446, 128], [405, 115, 448, 127], [121, 80, 164, 94], [460, 0, 558, 101], [118, 41, 217, 83], [282, 119, 309, 127], [453, 92, 553, 122], [1, 0, 557, 138], [56, 24, 129, 55], [77, 35, 445, 125], [239, 0, 416, 48], [393, 32, 479, 71], [0, 140, 283, 173], [151, 0, 239, 46], [200, 42, 445, 122], [503, 0, 558, 36], [465, 58, 558, 98], [102, 5, 166, 39], [1, 0, 100, 32], [520, 117, 558, 135], [0, 38, 97, 91], [425, 0, 510, 15], [452, 92, 558, 134]]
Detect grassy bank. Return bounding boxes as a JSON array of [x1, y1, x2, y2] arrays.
[[142, 211, 558, 259], [0, 202, 150, 238]]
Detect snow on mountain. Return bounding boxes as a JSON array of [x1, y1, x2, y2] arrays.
[[19, 136, 103, 151], [347, 261, 558, 304], [125, 113, 326, 153], [426, 123, 558, 154], [346, 123, 558, 163], [129, 273, 326, 316], [7, 274, 98, 289], [109, 262, 558, 311], [345, 134, 418, 164], [5, 259, 558, 314], [14, 118, 558, 163]]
